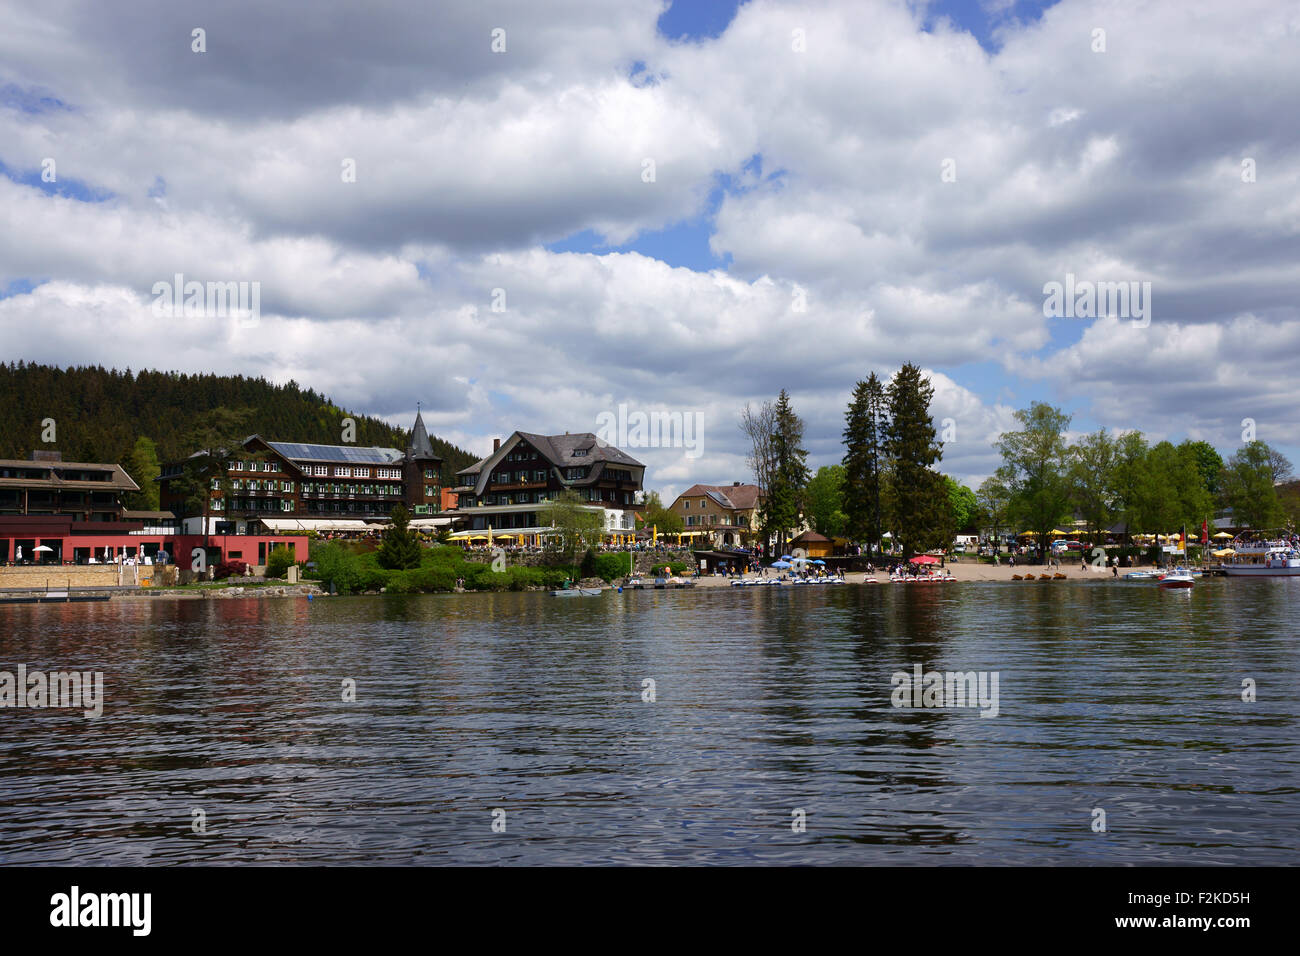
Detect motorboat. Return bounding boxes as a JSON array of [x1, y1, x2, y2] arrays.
[[1157, 567, 1194, 589], [551, 588, 603, 597]]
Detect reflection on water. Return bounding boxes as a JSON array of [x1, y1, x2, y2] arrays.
[[0, 580, 1296, 864]]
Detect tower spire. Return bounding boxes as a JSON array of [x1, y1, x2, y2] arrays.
[[407, 405, 436, 460]]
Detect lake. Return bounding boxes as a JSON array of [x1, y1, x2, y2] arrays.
[[1, 579, 1296, 865]]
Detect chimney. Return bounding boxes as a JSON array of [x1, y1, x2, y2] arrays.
[[493, 438, 500, 452]]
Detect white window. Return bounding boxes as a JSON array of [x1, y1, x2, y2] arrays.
[[355, 468, 369, 478]]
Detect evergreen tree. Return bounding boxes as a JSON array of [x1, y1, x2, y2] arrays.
[[842, 373, 888, 556], [0, 362, 476, 480], [123, 436, 161, 510], [884, 363, 948, 557], [377, 504, 423, 570], [168, 407, 258, 549], [759, 389, 809, 554]]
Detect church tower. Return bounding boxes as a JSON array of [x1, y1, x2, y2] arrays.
[[402, 406, 443, 515]]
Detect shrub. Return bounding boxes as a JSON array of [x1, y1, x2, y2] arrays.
[[265, 546, 294, 579], [213, 559, 249, 580], [650, 562, 688, 575], [591, 552, 631, 582], [309, 541, 365, 593]]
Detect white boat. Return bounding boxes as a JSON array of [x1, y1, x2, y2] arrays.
[[1220, 547, 1300, 577], [1157, 567, 1194, 589]]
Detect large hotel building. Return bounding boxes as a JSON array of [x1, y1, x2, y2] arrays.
[[451, 431, 644, 540], [158, 412, 445, 534], [1, 416, 646, 567]]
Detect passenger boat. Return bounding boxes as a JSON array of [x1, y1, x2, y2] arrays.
[[1220, 546, 1300, 577]]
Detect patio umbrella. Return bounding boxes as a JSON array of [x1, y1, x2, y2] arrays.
[[33, 545, 53, 551], [909, 554, 940, 565], [1050, 529, 1068, 536], [1212, 548, 1236, 556], [771, 560, 791, 569], [811, 559, 826, 565], [1213, 532, 1234, 539]]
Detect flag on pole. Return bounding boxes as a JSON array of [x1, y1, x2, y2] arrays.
[[1201, 520, 1209, 544]]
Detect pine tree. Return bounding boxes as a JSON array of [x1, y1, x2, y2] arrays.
[[123, 436, 161, 510], [759, 389, 810, 554], [884, 363, 948, 557], [377, 504, 423, 570], [842, 373, 888, 556]]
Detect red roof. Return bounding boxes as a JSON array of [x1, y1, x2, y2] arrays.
[[676, 483, 764, 511]]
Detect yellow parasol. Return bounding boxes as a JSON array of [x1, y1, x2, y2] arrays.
[[1213, 532, 1234, 539]]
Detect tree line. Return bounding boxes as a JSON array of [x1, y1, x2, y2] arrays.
[[982, 402, 1294, 560], [740, 364, 960, 558], [734, 372, 1295, 561]]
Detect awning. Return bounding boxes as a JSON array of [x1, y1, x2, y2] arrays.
[[257, 518, 375, 532], [408, 517, 453, 529]]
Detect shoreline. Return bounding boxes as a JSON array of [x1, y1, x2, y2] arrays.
[[0, 564, 1226, 603]]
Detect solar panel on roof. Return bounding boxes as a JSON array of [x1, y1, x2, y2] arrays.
[[267, 441, 401, 464]]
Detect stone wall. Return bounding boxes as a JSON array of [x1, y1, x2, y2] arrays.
[[0, 565, 128, 590]]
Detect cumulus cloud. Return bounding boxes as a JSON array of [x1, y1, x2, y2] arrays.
[[1, 0, 1298, 498]]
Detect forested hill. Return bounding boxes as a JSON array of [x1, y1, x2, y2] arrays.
[[0, 363, 476, 476]]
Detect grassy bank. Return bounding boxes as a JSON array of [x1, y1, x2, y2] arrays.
[[306, 541, 631, 594]]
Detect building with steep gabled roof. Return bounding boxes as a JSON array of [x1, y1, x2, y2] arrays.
[[668, 482, 765, 548], [450, 431, 644, 541], [158, 409, 446, 535]]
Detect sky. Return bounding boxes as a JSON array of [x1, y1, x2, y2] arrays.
[[1, 0, 1298, 501]]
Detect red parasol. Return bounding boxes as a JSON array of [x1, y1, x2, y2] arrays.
[[909, 554, 940, 565]]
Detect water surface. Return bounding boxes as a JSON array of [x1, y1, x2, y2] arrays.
[[1, 580, 1296, 864]]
